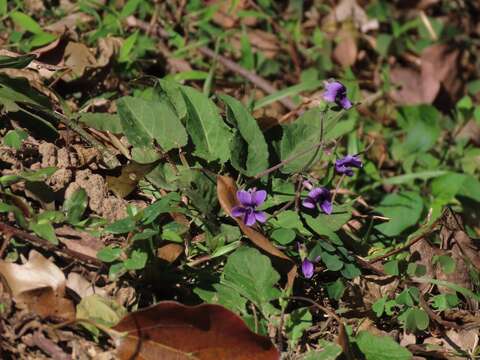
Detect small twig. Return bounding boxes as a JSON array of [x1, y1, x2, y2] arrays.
[[250, 302, 259, 334], [419, 11, 438, 41], [284, 296, 341, 323], [331, 174, 346, 204], [31, 331, 72, 360], [0, 222, 103, 267], [368, 233, 427, 264]]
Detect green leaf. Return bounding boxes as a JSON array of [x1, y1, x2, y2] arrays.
[[405, 308, 429, 331], [10, 11, 43, 34], [253, 80, 322, 110], [105, 217, 136, 234], [97, 246, 122, 263], [432, 255, 455, 274], [321, 252, 344, 271], [285, 308, 312, 347], [0, 54, 36, 69], [156, 79, 187, 120], [124, 249, 148, 270], [0, 167, 57, 187], [375, 192, 423, 237], [30, 32, 57, 48], [271, 228, 296, 245], [382, 170, 447, 185], [372, 296, 387, 317], [304, 204, 352, 233], [78, 113, 123, 134], [384, 260, 399, 276], [29, 222, 58, 245], [220, 94, 269, 176], [63, 188, 88, 224], [3, 129, 28, 149], [222, 246, 281, 311], [326, 279, 345, 300], [301, 340, 342, 360], [194, 283, 247, 316], [279, 107, 324, 173], [119, 0, 142, 18], [356, 331, 412, 360], [117, 96, 188, 151], [77, 294, 126, 336], [118, 30, 139, 62], [141, 192, 180, 225], [181, 86, 232, 163]]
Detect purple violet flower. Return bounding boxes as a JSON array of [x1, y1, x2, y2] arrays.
[[302, 186, 333, 215], [335, 154, 363, 176], [231, 189, 267, 227], [323, 80, 352, 110], [302, 259, 315, 279]]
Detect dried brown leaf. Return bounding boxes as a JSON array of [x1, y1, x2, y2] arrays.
[[106, 162, 156, 199], [0, 250, 75, 321], [157, 243, 184, 263], [333, 30, 357, 68], [0, 250, 65, 297], [113, 301, 279, 360]]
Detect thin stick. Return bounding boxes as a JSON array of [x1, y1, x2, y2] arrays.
[[283, 295, 341, 323], [0, 222, 103, 267], [331, 174, 346, 204]]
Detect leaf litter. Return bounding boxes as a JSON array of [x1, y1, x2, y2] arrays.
[[0, 1, 479, 359]]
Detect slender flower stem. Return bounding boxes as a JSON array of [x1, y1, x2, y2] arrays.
[[331, 174, 346, 204]]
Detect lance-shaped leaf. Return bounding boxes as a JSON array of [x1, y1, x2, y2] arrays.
[[116, 96, 188, 152], [113, 301, 279, 360], [181, 86, 232, 163], [220, 94, 269, 176]]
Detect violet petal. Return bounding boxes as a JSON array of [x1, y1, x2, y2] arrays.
[[237, 190, 252, 206], [254, 211, 266, 223], [321, 200, 333, 215], [231, 206, 246, 218], [244, 211, 257, 226], [302, 259, 314, 279], [251, 190, 267, 207]]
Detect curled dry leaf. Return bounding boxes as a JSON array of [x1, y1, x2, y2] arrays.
[[0, 250, 65, 296], [113, 301, 279, 360], [0, 250, 75, 321], [216, 175, 297, 289]]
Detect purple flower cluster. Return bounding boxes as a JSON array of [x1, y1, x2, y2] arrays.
[[323, 80, 352, 110], [335, 154, 363, 176], [229, 80, 362, 279]]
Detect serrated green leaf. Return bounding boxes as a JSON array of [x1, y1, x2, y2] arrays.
[[124, 249, 148, 270], [222, 247, 281, 312], [117, 96, 188, 151], [181, 86, 232, 163], [219, 94, 268, 176]]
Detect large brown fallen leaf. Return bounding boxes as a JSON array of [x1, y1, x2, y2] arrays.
[[0, 250, 75, 321], [113, 301, 279, 360], [216, 175, 297, 289], [390, 44, 461, 106]]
